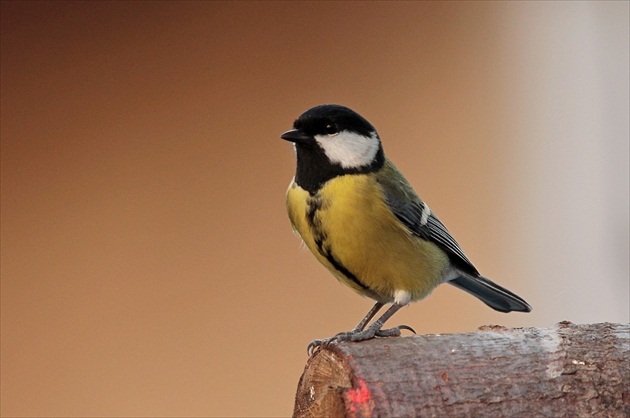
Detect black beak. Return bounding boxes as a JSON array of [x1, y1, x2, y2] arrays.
[[281, 129, 312, 144]]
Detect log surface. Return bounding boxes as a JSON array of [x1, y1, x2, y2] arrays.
[[293, 322, 629, 417]]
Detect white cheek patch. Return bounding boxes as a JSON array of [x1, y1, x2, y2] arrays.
[[315, 131, 380, 169]]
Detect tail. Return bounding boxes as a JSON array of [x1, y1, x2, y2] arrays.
[[448, 274, 532, 313]]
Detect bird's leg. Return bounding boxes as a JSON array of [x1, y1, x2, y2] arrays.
[[369, 303, 416, 338], [307, 302, 414, 355], [347, 301, 385, 333]]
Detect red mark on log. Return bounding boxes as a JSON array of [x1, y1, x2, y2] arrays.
[[346, 379, 372, 415]]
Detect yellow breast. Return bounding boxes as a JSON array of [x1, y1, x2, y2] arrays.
[[286, 173, 448, 303]]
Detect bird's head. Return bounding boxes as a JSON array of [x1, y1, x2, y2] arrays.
[[281, 104, 383, 171]]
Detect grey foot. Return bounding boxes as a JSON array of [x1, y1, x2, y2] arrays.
[[307, 324, 415, 356]]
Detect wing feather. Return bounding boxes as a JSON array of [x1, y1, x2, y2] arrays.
[[376, 160, 479, 276]]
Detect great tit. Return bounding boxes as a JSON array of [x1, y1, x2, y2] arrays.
[[281, 104, 531, 354]]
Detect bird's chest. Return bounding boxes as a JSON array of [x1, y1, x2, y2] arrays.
[[287, 175, 404, 258]]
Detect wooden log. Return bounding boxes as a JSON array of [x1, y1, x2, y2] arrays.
[[293, 322, 629, 417]]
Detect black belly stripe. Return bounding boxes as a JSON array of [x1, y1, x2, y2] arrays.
[[306, 195, 321, 226], [305, 192, 371, 292], [322, 250, 370, 291]]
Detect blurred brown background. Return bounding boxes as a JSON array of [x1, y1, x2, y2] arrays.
[[1, 1, 628, 417]]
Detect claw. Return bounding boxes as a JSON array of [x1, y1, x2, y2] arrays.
[[398, 324, 416, 334], [307, 335, 342, 356], [307, 339, 326, 356]]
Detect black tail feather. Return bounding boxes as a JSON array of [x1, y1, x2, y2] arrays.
[[448, 274, 532, 313]]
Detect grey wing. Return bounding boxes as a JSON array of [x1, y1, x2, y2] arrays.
[[379, 177, 479, 276], [423, 212, 479, 275], [376, 163, 532, 313]]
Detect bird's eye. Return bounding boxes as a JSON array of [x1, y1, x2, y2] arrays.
[[324, 123, 339, 136]]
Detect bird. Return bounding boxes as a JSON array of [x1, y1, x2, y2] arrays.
[[281, 104, 531, 354]]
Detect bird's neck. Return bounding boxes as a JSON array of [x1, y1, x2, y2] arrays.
[[294, 144, 385, 195]]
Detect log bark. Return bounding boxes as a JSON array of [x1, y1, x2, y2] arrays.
[[293, 322, 629, 417]]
